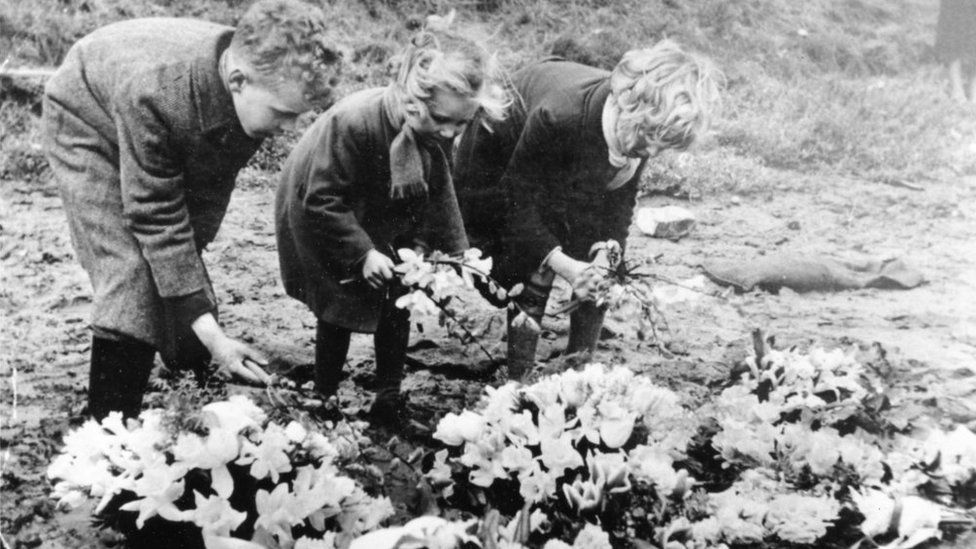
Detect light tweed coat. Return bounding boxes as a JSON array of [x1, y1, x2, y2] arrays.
[[42, 18, 261, 356]]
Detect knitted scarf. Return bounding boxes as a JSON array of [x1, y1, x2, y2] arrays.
[[382, 87, 451, 200]]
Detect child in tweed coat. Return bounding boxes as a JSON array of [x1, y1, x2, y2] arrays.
[[454, 40, 721, 378], [275, 29, 508, 425], [42, 0, 341, 419]]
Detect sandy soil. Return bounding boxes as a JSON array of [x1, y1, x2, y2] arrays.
[[2, 170, 975, 547]]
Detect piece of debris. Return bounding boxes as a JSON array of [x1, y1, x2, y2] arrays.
[[635, 206, 696, 240]]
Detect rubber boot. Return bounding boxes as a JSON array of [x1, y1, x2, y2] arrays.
[[566, 301, 607, 355], [506, 279, 549, 381], [368, 299, 411, 427], [506, 308, 542, 381], [315, 320, 352, 399], [88, 335, 156, 420]]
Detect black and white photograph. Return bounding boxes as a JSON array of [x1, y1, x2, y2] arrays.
[[1, 0, 974, 547]]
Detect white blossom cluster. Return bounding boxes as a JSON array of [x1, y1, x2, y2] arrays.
[[430, 363, 697, 511], [694, 346, 976, 549], [47, 395, 394, 549], [393, 248, 495, 317]]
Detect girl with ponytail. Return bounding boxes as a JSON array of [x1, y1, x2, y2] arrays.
[[275, 24, 508, 425]]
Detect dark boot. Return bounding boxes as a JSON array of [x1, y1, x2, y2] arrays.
[[315, 320, 352, 399], [368, 298, 411, 426], [88, 335, 156, 420], [566, 302, 607, 355]]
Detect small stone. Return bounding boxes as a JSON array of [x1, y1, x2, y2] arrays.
[[730, 196, 742, 205], [635, 206, 696, 239]]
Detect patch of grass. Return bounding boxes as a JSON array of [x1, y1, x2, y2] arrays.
[[1, 0, 970, 194], [721, 69, 976, 181]]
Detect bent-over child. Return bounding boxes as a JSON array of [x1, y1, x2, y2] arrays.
[[453, 40, 721, 378], [275, 29, 508, 425], [42, 0, 342, 419]]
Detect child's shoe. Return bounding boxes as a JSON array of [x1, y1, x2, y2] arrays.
[[367, 387, 408, 428]]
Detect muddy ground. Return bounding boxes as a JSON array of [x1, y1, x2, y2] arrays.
[[2, 168, 975, 548]]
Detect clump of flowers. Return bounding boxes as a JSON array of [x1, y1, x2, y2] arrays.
[[393, 248, 499, 358], [702, 342, 976, 548], [48, 395, 394, 548], [427, 363, 698, 545]]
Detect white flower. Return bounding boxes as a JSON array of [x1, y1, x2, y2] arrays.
[[596, 400, 636, 449], [500, 445, 535, 474], [627, 444, 680, 494], [254, 483, 298, 544], [434, 410, 486, 446], [539, 433, 584, 477], [119, 464, 190, 528], [764, 493, 839, 544], [587, 451, 630, 494], [189, 491, 247, 537], [202, 395, 266, 434], [237, 422, 294, 483], [570, 523, 612, 549], [285, 421, 308, 443], [349, 516, 477, 549], [562, 475, 603, 513], [294, 534, 337, 549], [851, 488, 896, 537], [305, 432, 339, 463]]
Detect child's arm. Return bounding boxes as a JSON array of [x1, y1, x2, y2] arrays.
[[114, 76, 269, 383], [299, 113, 379, 279], [499, 108, 565, 272]]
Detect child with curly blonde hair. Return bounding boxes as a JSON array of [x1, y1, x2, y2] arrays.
[[275, 27, 508, 425], [42, 0, 342, 419], [454, 39, 721, 378]]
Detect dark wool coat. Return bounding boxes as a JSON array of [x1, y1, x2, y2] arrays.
[[275, 87, 468, 332], [453, 59, 645, 289], [42, 18, 261, 355]]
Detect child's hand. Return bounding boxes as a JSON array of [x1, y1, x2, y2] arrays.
[[572, 263, 607, 300], [362, 249, 395, 289], [192, 313, 271, 385], [210, 336, 272, 385]]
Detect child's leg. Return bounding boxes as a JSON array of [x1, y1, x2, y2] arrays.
[[506, 271, 553, 380], [373, 297, 411, 391], [88, 333, 156, 420], [368, 296, 411, 424], [315, 320, 352, 398], [566, 302, 607, 355]]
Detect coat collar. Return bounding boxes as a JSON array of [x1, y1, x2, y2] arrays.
[[191, 29, 241, 134]]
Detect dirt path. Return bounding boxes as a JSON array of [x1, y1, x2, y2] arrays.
[[2, 171, 974, 547]]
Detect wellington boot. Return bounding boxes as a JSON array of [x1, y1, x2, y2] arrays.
[[88, 336, 156, 420], [566, 302, 607, 356], [507, 311, 542, 381]]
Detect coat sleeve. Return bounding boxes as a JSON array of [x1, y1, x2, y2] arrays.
[[299, 114, 376, 272], [500, 108, 563, 270], [114, 74, 214, 303]]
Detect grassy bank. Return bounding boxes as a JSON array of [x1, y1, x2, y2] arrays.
[[2, 0, 974, 192]]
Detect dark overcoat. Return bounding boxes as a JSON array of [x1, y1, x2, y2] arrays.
[[41, 18, 261, 356], [275, 87, 468, 332], [453, 59, 645, 288]]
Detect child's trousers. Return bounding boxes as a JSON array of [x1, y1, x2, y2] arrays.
[[314, 296, 411, 398]]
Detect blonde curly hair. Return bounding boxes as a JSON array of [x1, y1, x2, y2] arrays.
[[391, 27, 510, 124], [609, 40, 722, 156], [231, 0, 342, 106]]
